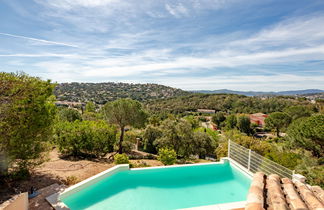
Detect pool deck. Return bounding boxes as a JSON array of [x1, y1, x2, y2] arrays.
[[29, 183, 65, 210]]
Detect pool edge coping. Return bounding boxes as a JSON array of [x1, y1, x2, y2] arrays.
[[130, 158, 227, 171], [46, 159, 252, 210], [179, 200, 247, 210]]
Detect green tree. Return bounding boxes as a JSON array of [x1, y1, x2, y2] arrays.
[[237, 115, 251, 135], [301, 114, 324, 147], [193, 131, 217, 158], [212, 112, 226, 128], [158, 148, 177, 165], [154, 119, 194, 159], [102, 99, 147, 154], [225, 114, 237, 130], [265, 112, 291, 137], [82, 111, 102, 121], [85, 101, 96, 113], [284, 105, 312, 121], [148, 115, 161, 126], [143, 125, 162, 154], [287, 114, 324, 157], [0, 72, 56, 176], [57, 108, 82, 122], [184, 115, 199, 129]]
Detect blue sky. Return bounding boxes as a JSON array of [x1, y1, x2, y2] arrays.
[[1, 0, 324, 91]]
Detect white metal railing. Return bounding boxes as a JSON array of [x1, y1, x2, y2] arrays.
[[228, 140, 293, 178]]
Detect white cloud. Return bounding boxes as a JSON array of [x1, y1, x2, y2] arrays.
[[230, 14, 324, 50], [35, 0, 119, 10], [22, 43, 324, 84], [154, 74, 324, 91], [3, 1, 324, 91], [165, 3, 189, 18], [103, 31, 157, 50], [78, 45, 324, 78], [4, 13, 324, 85], [0, 53, 81, 58], [0, 32, 78, 48]]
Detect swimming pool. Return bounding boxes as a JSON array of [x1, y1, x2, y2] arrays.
[[59, 160, 251, 210], [60, 162, 251, 210]]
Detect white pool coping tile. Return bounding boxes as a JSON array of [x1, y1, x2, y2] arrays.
[[46, 192, 69, 210], [180, 201, 246, 210]]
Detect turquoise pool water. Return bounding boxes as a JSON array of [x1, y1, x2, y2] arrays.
[[62, 162, 251, 210]]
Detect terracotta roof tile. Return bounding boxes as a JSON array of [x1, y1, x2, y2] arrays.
[[281, 177, 308, 210], [293, 180, 324, 210], [246, 173, 324, 210], [266, 174, 289, 210], [311, 186, 324, 204], [246, 172, 265, 210]]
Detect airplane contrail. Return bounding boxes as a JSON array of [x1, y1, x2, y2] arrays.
[[0, 32, 79, 48]]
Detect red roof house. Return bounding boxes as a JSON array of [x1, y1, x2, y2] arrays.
[[250, 113, 268, 127]]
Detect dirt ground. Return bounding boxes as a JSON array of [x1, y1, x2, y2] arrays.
[[0, 149, 211, 204], [0, 149, 163, 203]]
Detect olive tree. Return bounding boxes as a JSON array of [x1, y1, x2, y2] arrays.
[[193, 131, 217, 159], [237, 115, 251, 135], [102, 99, 147, 154], [212, 112, 226, 128], [143, 125, 162, 154], [154, 118, 194, 159]]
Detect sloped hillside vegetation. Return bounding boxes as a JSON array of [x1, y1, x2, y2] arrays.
[[54, 82, 189, 104]]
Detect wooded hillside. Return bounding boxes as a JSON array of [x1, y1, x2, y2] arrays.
[[54, 82, 189, 104]]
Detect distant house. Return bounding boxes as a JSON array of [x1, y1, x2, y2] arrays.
[[250, 113, 268, 127], [197, 109, 216, 114]]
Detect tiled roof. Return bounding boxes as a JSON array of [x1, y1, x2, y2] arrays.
[[246, 172, 324, 210], [250, 113, 268, 117]]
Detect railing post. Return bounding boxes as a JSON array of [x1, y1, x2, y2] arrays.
[[248, 149, 251, 171], [228, 139, 231, 158]]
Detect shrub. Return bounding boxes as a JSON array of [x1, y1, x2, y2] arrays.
[[266, 151, 301, 169], [121, 141, 134, 153], [158, 148, 177, 165], [54, 120, 116, 158], [57, 108, 82, 122], [65, 175, 79, 185], [114, 153, 129, 164], [130, 161, 150, 168]]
